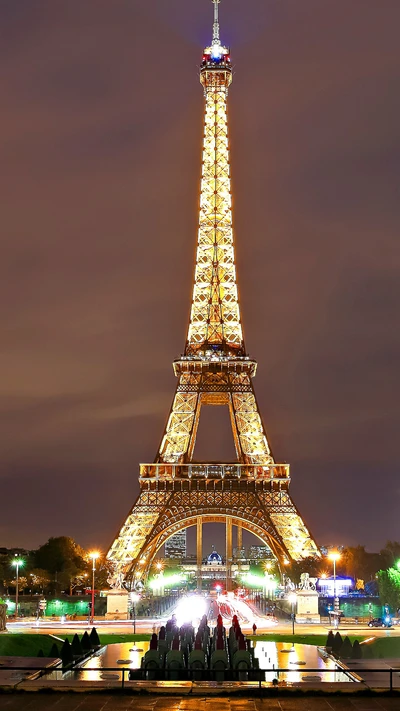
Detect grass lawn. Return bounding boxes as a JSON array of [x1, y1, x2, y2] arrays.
[[0, 632, 151, 657], [2, 631, 398, 660], [61, 633, 151, 645], [365, 636, 400, 658], [249, 633, 367, 646], [0, 634, 61, 657]]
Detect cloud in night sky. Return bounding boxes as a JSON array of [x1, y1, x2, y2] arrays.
[[1, 0, 399, 554]]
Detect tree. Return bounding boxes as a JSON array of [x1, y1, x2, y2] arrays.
[[28, 569, 51, 594], [377, 568, 400, 612], [34, 537, 87, 594], [380, 541, 400, 570], [0, 560, 6, 594], [285, 557, 321, 584], [341, 546, 382, 582], [34, 537, 86, 574], [90, 555, 112, 591], [340, 637, 353, 659]]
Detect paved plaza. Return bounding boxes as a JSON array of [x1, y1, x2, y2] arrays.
[[1, 695, 400, 711]]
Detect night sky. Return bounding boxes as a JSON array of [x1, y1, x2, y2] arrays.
[[1, 1, 399, 555]]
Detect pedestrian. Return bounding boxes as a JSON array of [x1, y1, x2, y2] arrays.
[[252, 623, 257, 635]]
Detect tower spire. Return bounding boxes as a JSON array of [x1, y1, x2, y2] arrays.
[[212, 0, 221, 45]]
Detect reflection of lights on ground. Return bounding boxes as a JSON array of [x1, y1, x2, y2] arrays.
[[228, 596, 253, 624], [253, 642, 353, 684], [82, 653, 101, 681], [175, 595, 207, 626]]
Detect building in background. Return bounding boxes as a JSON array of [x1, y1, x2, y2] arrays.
[[165, 531, 187, 560], [247, 545, 273, 561], [317, 576, 353, 597]]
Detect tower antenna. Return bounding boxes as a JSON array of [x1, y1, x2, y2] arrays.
[[212, 0, 221, 45]]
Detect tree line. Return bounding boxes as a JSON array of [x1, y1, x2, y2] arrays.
[[0, 537, 113, 596]]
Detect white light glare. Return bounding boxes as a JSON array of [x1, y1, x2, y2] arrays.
[[175, 595, 207, 627], [211, 44, 222, 58]]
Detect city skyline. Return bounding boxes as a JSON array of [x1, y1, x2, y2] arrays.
[[1, 0, 399, 553]]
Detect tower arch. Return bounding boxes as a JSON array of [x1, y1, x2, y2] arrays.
[[126, 512, 289, 587]]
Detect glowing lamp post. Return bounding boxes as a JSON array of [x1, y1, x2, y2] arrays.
[[288, 593, 297, 636], [11, 556, 24, 620], [328, 552, 341, 627], [89, 552, 99, 624]]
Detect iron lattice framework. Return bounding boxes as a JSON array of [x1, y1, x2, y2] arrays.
[[107, 1, 320, 588]]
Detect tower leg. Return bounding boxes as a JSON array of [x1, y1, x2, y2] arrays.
[[237, 523, 243, 552], [226, 516, 232, 592], [197, 517, 203, 592]]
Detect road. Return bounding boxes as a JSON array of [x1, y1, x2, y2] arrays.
[[6, 593, 400, 639]]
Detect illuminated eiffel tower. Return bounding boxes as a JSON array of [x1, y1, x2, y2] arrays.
[[107, 0, 320, 589]]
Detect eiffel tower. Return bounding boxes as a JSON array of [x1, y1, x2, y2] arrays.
[[107, 0, 320, 589]]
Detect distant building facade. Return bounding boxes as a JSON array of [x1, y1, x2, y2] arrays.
[[246, 545, 273, 561], [181, 548, 249, 587], [165, 531, 187, 559], [317, 576, 353, 596]]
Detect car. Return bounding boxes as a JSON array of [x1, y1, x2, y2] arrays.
[[368, 617, 392, 628]]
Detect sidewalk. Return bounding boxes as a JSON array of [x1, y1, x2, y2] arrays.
[[1, 694, 400, 711]]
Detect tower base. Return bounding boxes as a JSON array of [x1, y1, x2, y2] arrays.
[[295, 590, 321, 624], [105, 590, 129, 620]]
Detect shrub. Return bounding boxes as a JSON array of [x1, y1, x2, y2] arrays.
[[61, 639, 73, 666], [339, 636, 353, 659], [332, 631, 343, 653], [71, 633, 83, 656], [49, 643, 59, 658], [326, 631, 335, 649], [37, 649, 44, 657], [89, 627, 101, 647], [81, 631, 92, 651]]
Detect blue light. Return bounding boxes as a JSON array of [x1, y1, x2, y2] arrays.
[[211, 44, 222, 60]]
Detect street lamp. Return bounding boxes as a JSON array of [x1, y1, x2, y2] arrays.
[[328, 552, 341, 627], [131, 592, 140, 634], [288, 593, 297, 636], [89, 552, 99, 624], [11, 556, 24, 620]]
